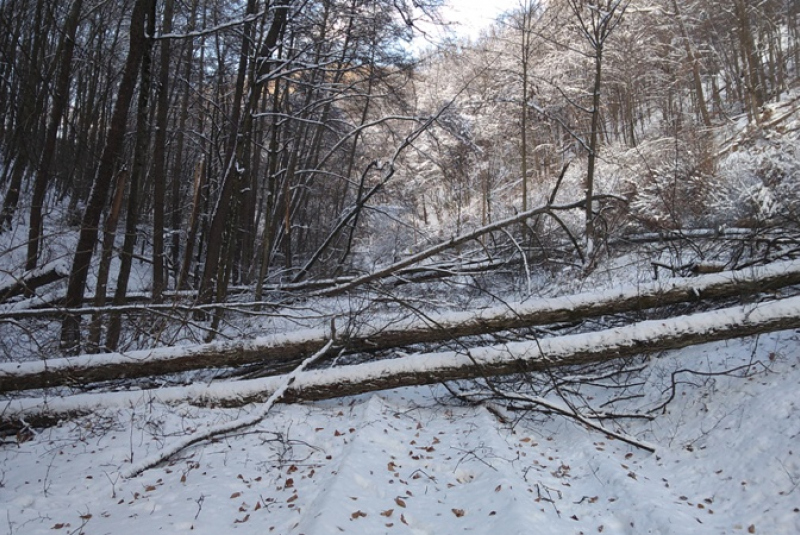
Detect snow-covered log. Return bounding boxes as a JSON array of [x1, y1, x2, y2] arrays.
[[0, 261, 69, 304], [2, 259, 800, 393], [3, 295, 800, 429]]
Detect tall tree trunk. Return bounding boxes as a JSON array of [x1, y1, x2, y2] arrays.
[[60, 0, 153, 353], [26, 0, 84, 271], [198, 0, 290, 305], [150, 0, 175, 302], [671, 0, 711, 128], [105, 0, 157, 351]]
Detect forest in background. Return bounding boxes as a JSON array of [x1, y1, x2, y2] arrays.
[[0, 0, 799, 365]]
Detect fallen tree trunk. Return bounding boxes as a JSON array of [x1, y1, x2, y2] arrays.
[[0, 258, 508, 318], [3, 295, 799, 429], [2, 259, 800, 393], [0, 261, 69, 304]]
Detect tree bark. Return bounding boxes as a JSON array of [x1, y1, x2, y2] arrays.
[[150, 0, 175, 302], [5, 294, 800, 428], [59, 0, 153, 352], [7, 258, 800, 392], [0, 261, 69, 304], [26, 0, 84, 270]]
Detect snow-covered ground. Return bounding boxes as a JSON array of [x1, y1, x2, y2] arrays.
[[2, 328, 798, 534]]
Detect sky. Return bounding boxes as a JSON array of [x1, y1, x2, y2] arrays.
[[411, 0, 521, 49], [440, 0, 521, 39]]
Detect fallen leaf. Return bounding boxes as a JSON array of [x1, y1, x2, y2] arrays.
[[400, 514, 408, 525], [230, 492, 242, 499], [494, 485, 502, 492], [52, 523, 68, 529], [285, 478, 294, 489], [748, 525, 756, 534], [234, 514, 250, 524], [351, 511, 367, 519], [452, 508, 465, 517], [395, 497, 406, 508], [79, 514, 92, 521], [145, 485, 157, 492], [381, 509, 394, 517]]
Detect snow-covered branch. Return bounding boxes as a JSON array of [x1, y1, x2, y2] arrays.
[[3, 259, 800, 393], [4, 295, 800, 429]]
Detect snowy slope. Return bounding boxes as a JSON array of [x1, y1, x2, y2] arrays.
[[2, 329, 798, 534]]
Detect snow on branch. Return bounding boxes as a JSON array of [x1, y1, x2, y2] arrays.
[[4, 295, 800, 429], [2, 259, 800, 393], [119, 339, 335, 479]]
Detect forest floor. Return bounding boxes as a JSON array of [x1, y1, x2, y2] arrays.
[[2, 324, 799, 534]]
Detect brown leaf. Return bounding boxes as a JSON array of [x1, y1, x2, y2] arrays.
[[79, 514, 92, 521], [400, 514, 408, 525], [494, 485, 502, 492], [351, 511, 367, 519], [234, 514, 250, 524], [395, 497, 406, 508], [285, 478, 294, 489], [452, 508, 465, 518], [230, 492, 242, 499], [145, 485, 157, 492], [52, 523, 69, 529], [381, 509, 394, 517], [748, 525, 756, 534], [388, 461, 397, 472]]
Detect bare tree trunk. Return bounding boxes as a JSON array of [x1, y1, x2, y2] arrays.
[[671, 0, 711, 128], [60, 0, 153, 353], [87, 170, 128, 351], [26, 0, 84, 270], [105, 0, 157, 351], [150, 0, 175, 302]]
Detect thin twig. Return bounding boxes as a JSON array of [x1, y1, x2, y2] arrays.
[[120, 338, 336, 479]]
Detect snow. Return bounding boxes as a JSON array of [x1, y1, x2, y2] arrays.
[[5, 258, 799, 385], [3, 293, 800, 450], [2, 328, 799, 534]]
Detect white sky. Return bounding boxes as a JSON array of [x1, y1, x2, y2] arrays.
[[411, 0, 521, 49], [440, 0, 521, 39]]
